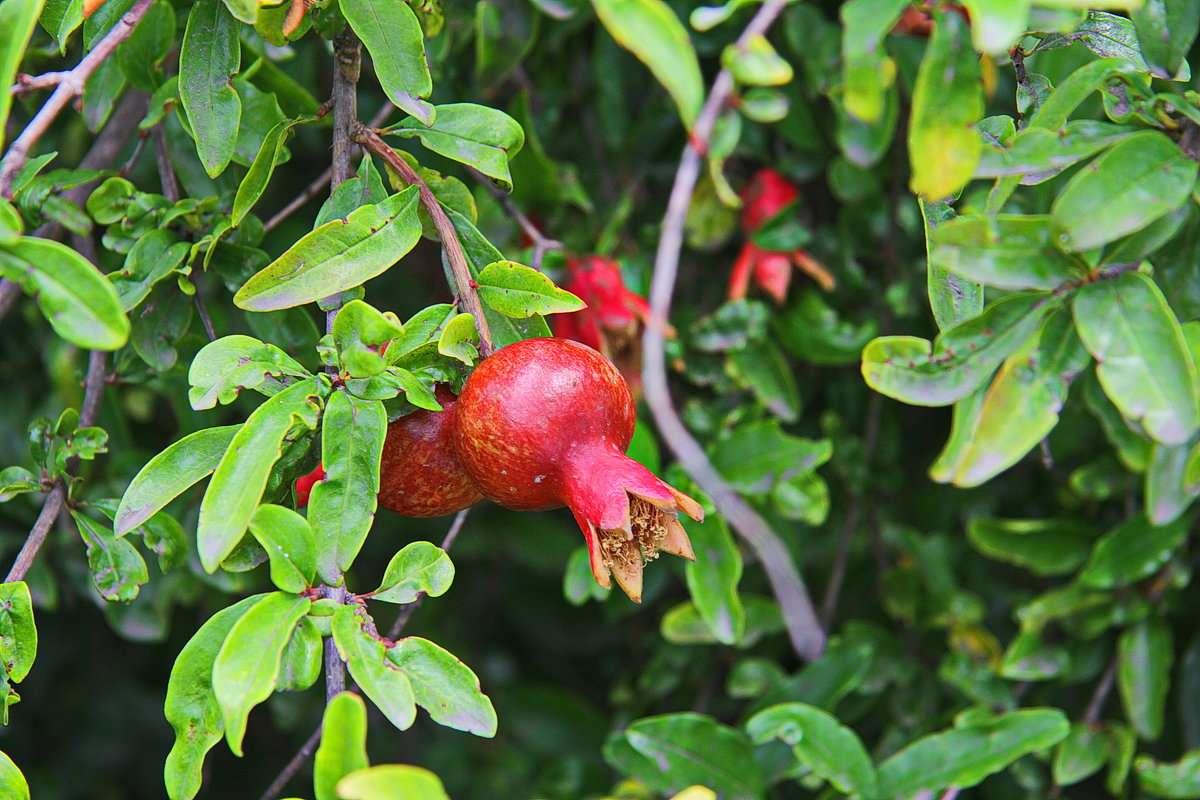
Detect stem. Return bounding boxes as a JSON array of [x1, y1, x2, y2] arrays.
[[0, 279, 19, 325], [256, 724, 323, 800], [1083, 655, 1119, 726], [0, 0, 155, 197], [354, 127, 496, 355], [468, 167, 562, 270], [641, 0, 824, 662], [330, 28, 361, 189]]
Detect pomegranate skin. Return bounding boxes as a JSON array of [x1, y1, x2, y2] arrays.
[[378, 385, 483, 517], [453, 337, 702, 601]]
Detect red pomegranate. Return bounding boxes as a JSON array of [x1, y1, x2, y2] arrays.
[[377, 385, 482, 517], [452, 337, 702, 601]]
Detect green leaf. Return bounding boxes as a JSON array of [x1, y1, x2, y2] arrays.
[[862, 292, 1060, 406], [0, 466, 39, 502], [1146, 440, 1200, 525], [476, 260, 584, 318], [310, 392, 387, 584], [72, 512, 149, 603], [436, 313, 479, 366], [1052, 723, 1110, 786], [336, 765, 450, 800], [0, 751, 28, 800], [1072, 272, 1199, 447], [960, 0, 1031, 54], [967, 518, 1098, 576], [1136, 750, 1200, 798], [1118, 616, 1173, 740], [921, 198, 982, 332], [332, 605, 416, 731], [877, 709, 1069, 796], [109, 229, 190, 311], [1027, 58, 1141, 131], [234, 189, 422, 311], [661, 596, 783, 647], [604, 713, 765, 799], [332, 300, 406, 379], [721, 34, 792, 87], [1051, 132, 1198, 252], [197, 379, 322, 572], [0, 583, 36, 683], [115, 425, 240, 536], [341, 0, 433, 124], [389, 636, 497, 737], [684, 518, 744, 645], [709, 419, 831, 493], [179, 0, 241, 178], [1000, 629, 1071, 681], [316, 156, 388, 227], [277, 616, 321, 692], [1133, 0, 1200, 80], [1078, 515, 1189, 590], [248, 504, 317, 593], [188, 335, 312, 410], [117, 0, 174, 91], [590, 0, 703, 128], [726, 339, 802, 423], [975, 121, 1139, 183], [314, 692, 369, 800], [930, 215, 1085, 291], [232, 116, 316, 227], [389, 104, 524, 190], [372, 542, 454, 604], [212, 592, 311, 755], [0, 0, 43, 151], [164, 595, 263, 800], [0, 237, 129, 349], [746, 702, 879, 798], [839, 0, 908, 123], [908, 9, 983, 199]]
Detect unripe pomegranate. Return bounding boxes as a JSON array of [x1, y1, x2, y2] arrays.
[[452, 337, 702, 602], [377, 385, 482, 517]]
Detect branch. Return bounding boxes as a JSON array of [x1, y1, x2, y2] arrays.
[[467, 167, 562, 271], [330, 27, 361, 189], [1083, 652, 1119, 726], [354, 126, 496, 356], [0, 0, 156, 197], [640, 0, 825, 662]]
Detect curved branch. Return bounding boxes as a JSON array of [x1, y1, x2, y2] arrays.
[[641, 0, 825, 661]]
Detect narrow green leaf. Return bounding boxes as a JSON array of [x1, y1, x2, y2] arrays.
[[1133, 0, 1200, 80], [164, 595, 263, 800], [0, 751, 29, 800], [72, 512, 149, 603], [188, 335, 312, 410], [336, 765, 450, 800], [213, 592, 311, 755], [234, 189, 422, 311], [248, 504, 317, 593], [746, 702, 879, 798], [476, 260, 584, 318], [372, 542, 454, 604], [1078, 515, 1189, 590], [921, 197, 982, 332], [0, 0, 46, 150], [197, 379, 322, 572], [908, 9, 983, 198], [721, 34, 792, 87], [1052, 132, 1198, 252], [310, 392, 386, 584], [1072, 272, 1199, 447], [1027, 58, 1139, 131], [839, 0, 908, 123], [341, 0, 433, 124], [1118, 616, 1173, 740], [1146, 440, 1200, 525], [1136, 750, 1200, 798], [389, 636, 497, 737], [975, 121, 1139, 182], [877, 709, 1069, 796], [590, 0, 703, 128], [931, 215, 1085, 290], [332, 605, 416, 731], [232, 116, 316, 227], [967, 518, 1098, 576], [684, 518, 744, 645], [179, 0, 241, 178], [314, 692, 369, 800], [727, 339, 801, 423], [0, 583, 36, 683], [0, 237, 129, 349], [389, 104, 524, 190], [115, 425, 240, 536]]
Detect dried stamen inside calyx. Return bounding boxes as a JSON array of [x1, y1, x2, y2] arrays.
[[596, 495, 695, 602]]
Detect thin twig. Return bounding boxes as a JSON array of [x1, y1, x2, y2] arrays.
[[151, 123, 180, 202], [641, 0, 824, 662], [0, 0, 155, 197], [354, 127, 496, 356], [387, 508, 469, 639], [263, 167, 332, 233], [467, 167, 562, 270], [255, 724, 323, 800], [9, 71, 72, 95], [0, 279, 19, 325], [1083, 654, 1119, 726]]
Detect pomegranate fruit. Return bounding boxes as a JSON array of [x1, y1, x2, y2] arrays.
[[452, 337, 702, 601], [377, 385, 482, 517]]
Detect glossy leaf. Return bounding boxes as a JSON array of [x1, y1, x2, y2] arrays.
[[248, 504, 317, 593], [0, 751, 28, 800], [276, 616, 321, 692], [372, 542, 454, 604], [72, 511, 149, 603], [877, 709, 1069, 796], [1051, 132, 1198, 252], [967, 518, 1098, 576], [839, 0, 907, 123], [1136, 751, 1200, 798], [310, 391, 386, 584], [0, 0, 45, 151], [109, 229, 190, 311], [332, 605, 416, 731], [746, 702, 879, 797], [331, 300, 405, 379], [164, 595, 263, 800], [342, 0, 433, 124], [179, 0, 241, 178], [975, 121, 1138, 182], [389, 636, 497, 737], [436, 312, 479, 365], [115, 425, 240, 536], [212, 592, 311, 755], [1072, 272, 1199, 447], [188, 335, 311, 410], [908, 9, 983, 199], [930, 215, 1085, 290], [197, 379, 322, 573], [1078, 515, 1189, 590], [1118, 616, 1173, 740], [234, 189, 422, 311], [336, 765, 450, 800], [314, 692, 369, 800], [921, 198, 982, 332], [390, 104, 524, 189], [1133, 0, 1200, 80], [476, 260, 584, 318], [684, 518, 744, 645], [590, 0, 703, 128], [721, 34, 792, 87], [863, 292, 1060, 407], [0, 237, 129, 349], [0, 583, 36, 683]]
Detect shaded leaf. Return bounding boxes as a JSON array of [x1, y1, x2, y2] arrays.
[[179, 0, 241, 178], [746, 702, 878, 797], [248, 504, 317, 593], [1118, 616, 1173, 740], [684, 518, 744, 645], [1078, 515, 1189, 589]]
